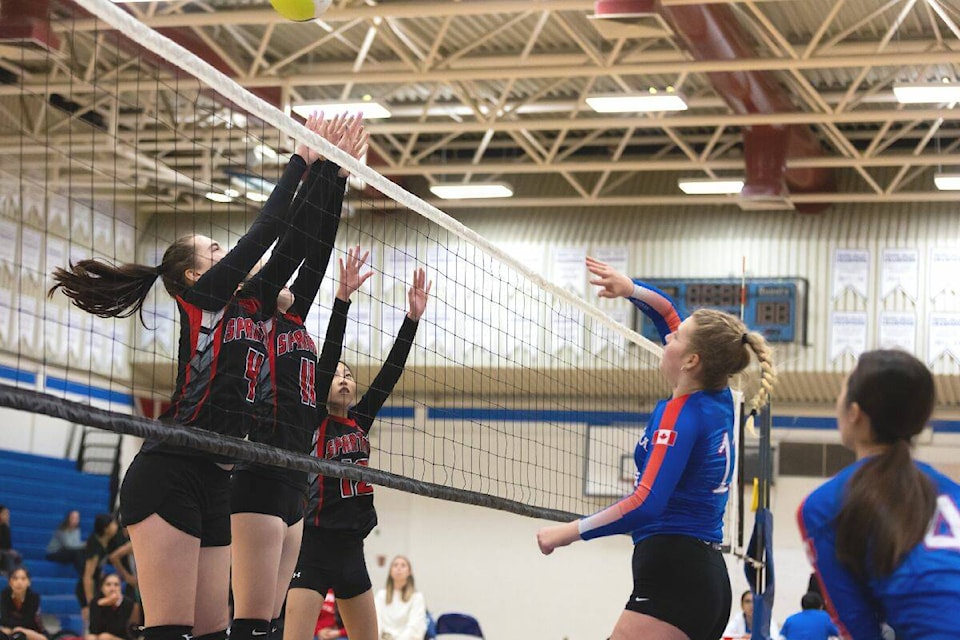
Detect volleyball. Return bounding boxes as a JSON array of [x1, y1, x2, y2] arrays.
[[269, 0, 331, 22]]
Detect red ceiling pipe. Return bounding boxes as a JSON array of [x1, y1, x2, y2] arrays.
[[595, 0, 834, 212], [0, 0, 61, 51]]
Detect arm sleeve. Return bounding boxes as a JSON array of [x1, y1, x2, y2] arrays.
[[353, 317, 419, 431], [183, 154, 307, 310], [315, 297, 351, 399], [797, 498, 886, 640], [578, 395, 698, 540], [396, 593, 427, 640], [290, 160, 347, 320], [627, 279, 684, 344]]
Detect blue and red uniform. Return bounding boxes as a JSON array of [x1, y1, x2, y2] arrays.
[[579, 279, 735, 544], [799, 459, 960, 640]]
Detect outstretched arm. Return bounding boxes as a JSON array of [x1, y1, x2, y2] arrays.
[[586, 256, 683, 344], [290, 116, 368, 320], [184, 152, 307, 310], [353, 267, 430, 430]]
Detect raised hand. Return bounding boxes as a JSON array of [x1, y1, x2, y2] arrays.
[[336, 244, 375, 302], [406, 267, 432, 321], [336, 115, 369, 178], [586, 255, 634, 299], [295, 111, 322, 165]]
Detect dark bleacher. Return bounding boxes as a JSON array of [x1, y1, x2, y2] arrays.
[[1, 448, 111, 634]]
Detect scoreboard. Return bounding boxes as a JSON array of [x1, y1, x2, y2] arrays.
[[635, 278, 805, 344]]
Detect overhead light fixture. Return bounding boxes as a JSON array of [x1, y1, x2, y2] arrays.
[[677, 178, 744, 195], [429, 183, 514, 199], [934, 172, 960, 190], [246, 192, 271, 203], [205, 192, 234, 203], [253, 144, 279, 162], [586, 90, 688, 113], [292, 101, 392, 119], [893, 82, 960, 104]]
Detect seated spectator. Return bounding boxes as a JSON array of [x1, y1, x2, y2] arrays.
[[314, 590, 346, 640], [75, 515, 119, 627], [374, 556, 425, 640], [106, 528, 140, 629], [780, 592, 838, 640], [0, 507, 22, 577], [45, 511, 85, 574], [0, 567, 47, 640], [723, 590, 780, 639], [86, 574, 133, 640]]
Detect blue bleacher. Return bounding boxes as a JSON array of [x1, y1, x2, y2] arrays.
[[1, 448, 112, 633]]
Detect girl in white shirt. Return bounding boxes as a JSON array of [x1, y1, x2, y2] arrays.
[[374, 557, 425, 640]]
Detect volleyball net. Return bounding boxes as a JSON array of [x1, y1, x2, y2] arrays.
[[0, 0, 753, 538]]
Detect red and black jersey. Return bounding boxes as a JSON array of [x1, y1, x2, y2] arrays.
[[303, 297, 419, 538], [149, 154, 306, 458], [241, 160, 347, 488]]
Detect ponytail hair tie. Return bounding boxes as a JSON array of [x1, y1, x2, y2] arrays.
[[154, 265, 163, 277], [741, 333, 749, 345]]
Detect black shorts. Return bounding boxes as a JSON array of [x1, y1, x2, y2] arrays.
[[289, 527, 371, 600], [626, 534, 731, 640], [119, 451, 231, 547], [230, 469, 307, 526]]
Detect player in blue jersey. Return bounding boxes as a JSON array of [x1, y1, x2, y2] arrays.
[[50, 120, 327, 640], [798, 349, 960, 640], [537, 256, 776, 640]]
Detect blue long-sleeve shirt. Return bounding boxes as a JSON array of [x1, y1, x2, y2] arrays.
[[798, 459, 960, 640]]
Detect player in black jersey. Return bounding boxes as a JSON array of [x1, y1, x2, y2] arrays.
[[49, 124, 323, 640], [229, 114, 369, 640], [282, 248, 431, 640]]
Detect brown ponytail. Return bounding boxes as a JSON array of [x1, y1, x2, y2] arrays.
[[834, 349, 937, 578], [688, 309, 777, 415], [49, 235, 197, 325]]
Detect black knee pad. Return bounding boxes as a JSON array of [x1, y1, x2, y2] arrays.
[[195, 630, 228, 640], [268, 618, 282, 640], [143, 625, 193, 640]]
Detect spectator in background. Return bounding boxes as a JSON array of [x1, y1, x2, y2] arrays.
[[780, 592, 838, 640], [374, 557, 425, 640], [107, 528, 141, 629], [87, 574, 133, 640], [76, 515, 119, 627], [723, 590, 780, 639], [314, 590, 346, 640], [45, 511, 86, 574], [0, 507, 22, 577], [0, 567, 47, 640]]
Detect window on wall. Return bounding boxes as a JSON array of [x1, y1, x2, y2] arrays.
[[778, 442, 855, 477]]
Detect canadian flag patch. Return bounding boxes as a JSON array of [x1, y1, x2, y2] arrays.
[[654, 429, 677, 447]]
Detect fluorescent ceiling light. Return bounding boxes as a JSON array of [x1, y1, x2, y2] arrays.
[[893, 83, 960, 104], [205, 192, 233, 203], [224, 188, 240, 198], [292, 101, 392, 119], [429, 183, 514, 199], [246, 192, 271, 203], [253, 144, 279, 162], [678, 178, 744, 195], [586, 92, 688, 113], [934, 173, 960, 190]]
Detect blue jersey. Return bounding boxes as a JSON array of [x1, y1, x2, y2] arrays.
[[579, 279, 734, 544], [780, 609, 838, 640], [799, 459, 960, 640]]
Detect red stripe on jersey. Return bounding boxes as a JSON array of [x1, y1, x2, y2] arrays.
[[796, 498, 852, 640], [314, 416, 329, 527], [187, 314, 225, 424], [269, 321, 279, 432], [173, 297, 204, 421], [617, 395, 688, 516]]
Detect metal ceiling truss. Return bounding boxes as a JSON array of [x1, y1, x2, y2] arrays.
[[2, 0, 960, 209]]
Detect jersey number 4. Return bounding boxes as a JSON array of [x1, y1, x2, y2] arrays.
[[925, 495, 960, 551], [244, 348, 266, 403], [340, 459, 374, 499]]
